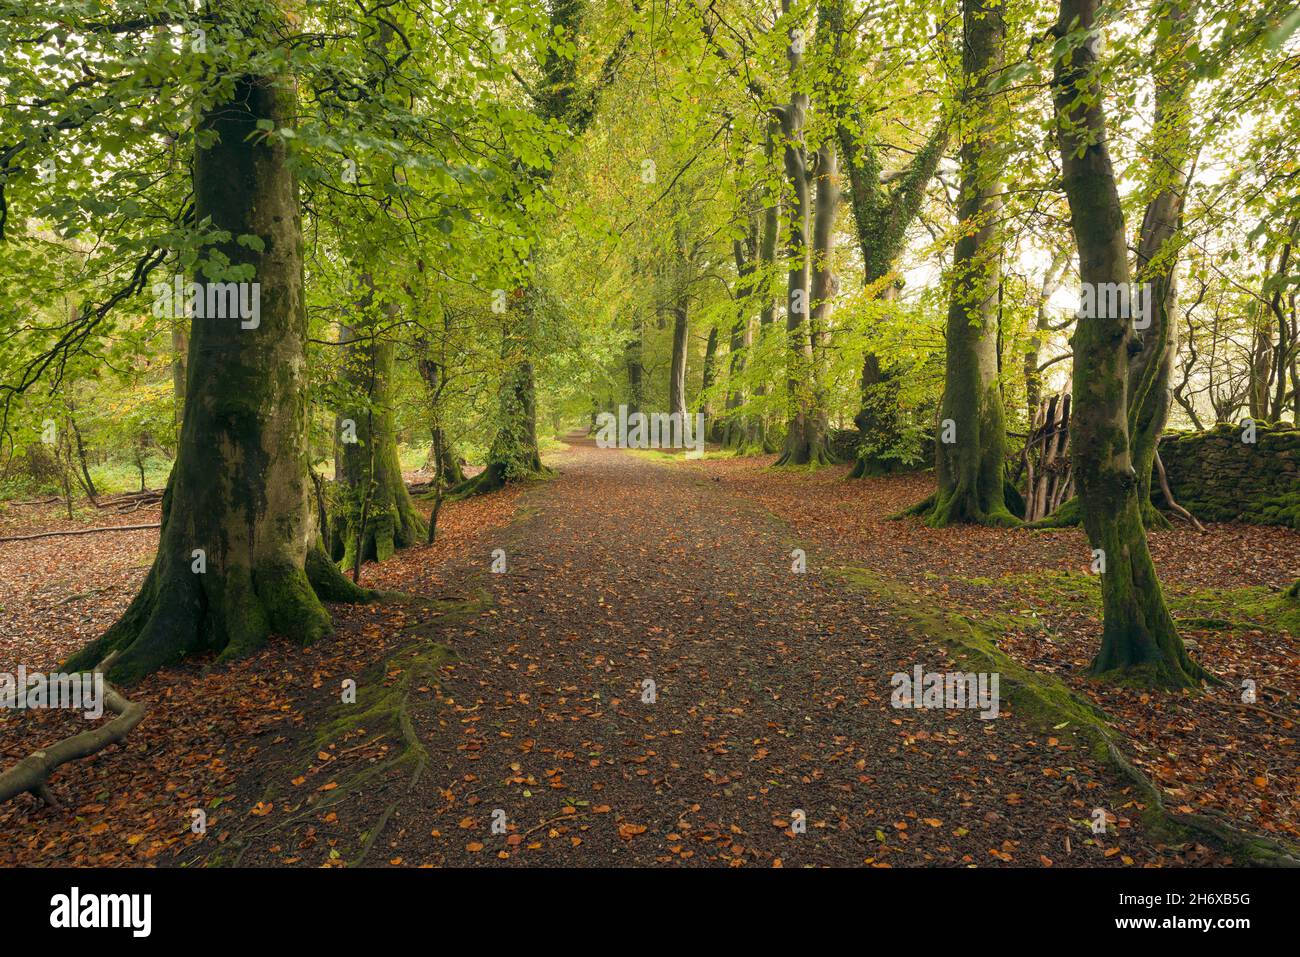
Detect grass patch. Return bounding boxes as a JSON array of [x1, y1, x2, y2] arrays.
[[963, 569, 1300, 636]]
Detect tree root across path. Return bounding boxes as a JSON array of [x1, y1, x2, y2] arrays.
[[200, 591, 489, 868], [830, 565, 1300, 867], [0, 653, 147, 807]]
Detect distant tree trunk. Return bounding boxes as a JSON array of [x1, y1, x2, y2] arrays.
[[1265, 234, 1297, 422], [775, 8, 833, 467], [1248, 292, 1273, 420], [330, 310, 426, 568], [427, 426, 465, 486], [414, 351, 465, 487], [68, 413, 97, 502], [68, 60, 367, 684], [464, 0, 631, 495], [748, 168, 782, 452], [724, 220, 758, 447], [915, 0, 1015, 527], [626, 312, 644, 416], [1051, 0, 1206, 688], [702, 324, 722, 441], [669, 300, 689, 417], [833, 2, 950, 479], [1026, 251, 1070, 419], [1128, 0, 1196, 531]]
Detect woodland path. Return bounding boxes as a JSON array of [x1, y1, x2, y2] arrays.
[[310, 435, 1174, 867]]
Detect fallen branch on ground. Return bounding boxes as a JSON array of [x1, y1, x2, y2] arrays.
[[0, 653, 148, 807], [0, 523, 160, 543]]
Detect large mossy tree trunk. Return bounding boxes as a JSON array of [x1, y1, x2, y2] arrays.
[[1051, 0, 1206, 688], [1030, 0, 1196, 533], [67, 68, 367, 684], [915, 0, 1016, 527], [460, 345, 547, 497], [330, 318, 426, 569]]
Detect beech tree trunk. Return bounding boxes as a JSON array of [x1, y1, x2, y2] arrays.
[[775, 6, 833, 467], [724, 223, 757, 447], [747, 165, 782, 452], [922, 0, 1016, 527], [1051, 0, 1206, 688], [467, 0, 629, 494], [626, 311, 644, 416], [68, 66, 367, 683], [670, 299, 689, 418], [330, 314, 426, 568]]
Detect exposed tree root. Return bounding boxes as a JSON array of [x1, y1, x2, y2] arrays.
[[829, 565, 1299, 865], [0, 653, 147, 807], [1026, 496, 1083, 528], [1154, 449, 1205, 532], [451, 460, 552, 499], [0, 523, 160, 543]]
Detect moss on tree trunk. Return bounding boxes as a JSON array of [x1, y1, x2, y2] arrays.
[[1051, 0, 1205, 688], [67, 68, 369, 684], [914, 0, 1017, 527], [330, 319, 426, 568]]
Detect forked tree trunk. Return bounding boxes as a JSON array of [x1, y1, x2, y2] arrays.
[[1051, 0, 1206, 688], [775, 7, 833, 467], [920, 0, 1016, 527], [831, 0, 950, 481], [67, 68, 367, 684], [426, 427, 465, 486], [330, 317, 426, 568]]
